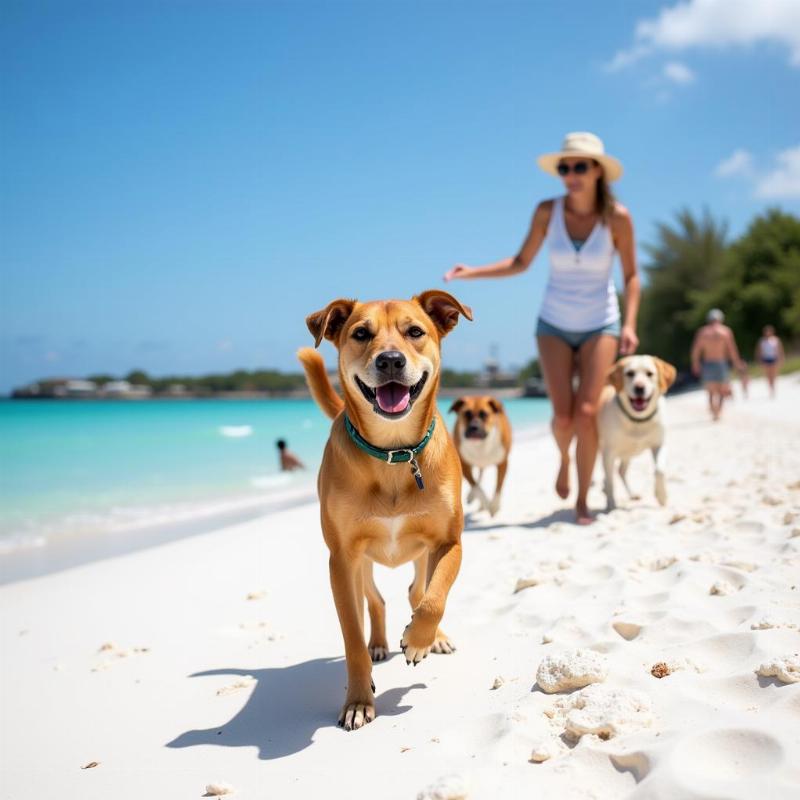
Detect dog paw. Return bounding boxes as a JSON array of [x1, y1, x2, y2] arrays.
[[467, 486, 479, 504], [369, 643, 389, 662], [400, 621, 435, 666], [488, 495, 501, 517], [338, 700, 375, 731], [430, 629, 457, 654]]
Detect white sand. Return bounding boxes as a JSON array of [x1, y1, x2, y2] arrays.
[[1, 375, 799, 799]]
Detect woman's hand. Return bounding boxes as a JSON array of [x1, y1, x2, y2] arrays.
[[619, 325, 639, 356], [443, 264, 472, 282]]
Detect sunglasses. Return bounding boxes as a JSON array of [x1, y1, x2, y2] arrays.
[[557, 161, 591, 176]]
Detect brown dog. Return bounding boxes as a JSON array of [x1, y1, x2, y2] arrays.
[[298, 290, 472, 731], [449, 396, 512, 516]]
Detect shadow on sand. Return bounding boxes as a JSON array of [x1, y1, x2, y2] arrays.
[[464, 507, 579, 532], [167, 657, 425, 760]]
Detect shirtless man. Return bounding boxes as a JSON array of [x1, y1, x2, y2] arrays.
[[690, 309, 744, 421], [276, 439, 305, 471]]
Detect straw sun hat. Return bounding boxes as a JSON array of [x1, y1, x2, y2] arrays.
[[537, 132, 623, 182]]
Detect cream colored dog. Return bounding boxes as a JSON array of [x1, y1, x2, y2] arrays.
[[597, 355, 677, 511], [298, 290, 472, 731]]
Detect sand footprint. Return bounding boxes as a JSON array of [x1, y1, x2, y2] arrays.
[[668, 728, 784, 791]]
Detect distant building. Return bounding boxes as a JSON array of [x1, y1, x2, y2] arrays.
[[64, 379, 97, 397], [11, 378, 96, 398], [164, 383, 189, 397], [101, 381, 152, 399], [476, 358, 517, 388]]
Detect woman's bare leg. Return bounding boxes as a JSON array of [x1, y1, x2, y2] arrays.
[[574, 335, 619, 525], [765, 363, 778, 397], [537, 335, 577, 500]]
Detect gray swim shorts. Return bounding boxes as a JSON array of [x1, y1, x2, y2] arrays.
[[701, 360, 730, 384]]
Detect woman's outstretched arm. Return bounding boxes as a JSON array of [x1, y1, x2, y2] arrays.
[[444, 201, 552, 282]]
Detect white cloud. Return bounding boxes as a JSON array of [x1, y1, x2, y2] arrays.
[[605, 43, 651, 72], [715, 149, 753, 178], [608, 0, 800, 70], [663, 61, 695, 83], [755, 145, 800, 199]]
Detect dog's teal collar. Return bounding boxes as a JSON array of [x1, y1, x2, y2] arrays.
[[615, 394, 659, 424], [344, 415, 436, 490]]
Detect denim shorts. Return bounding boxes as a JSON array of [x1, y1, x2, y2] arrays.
[[536, 317, 621, 351]]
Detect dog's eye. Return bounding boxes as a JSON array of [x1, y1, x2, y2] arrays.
[[464, 411, 473, 421], [352, 328, 372, 342], [478, 410, 488, 420], [645, 371, 654, 378], [407, 326, 425, 338], [625, 370, 635, 378]]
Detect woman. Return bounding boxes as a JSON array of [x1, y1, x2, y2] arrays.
[[755, 325, 784, 397], [444, 132, 640, 524]]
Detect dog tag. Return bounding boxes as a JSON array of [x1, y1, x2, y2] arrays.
[[409, 457, 425, 490]]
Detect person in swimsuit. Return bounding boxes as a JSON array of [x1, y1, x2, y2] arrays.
[[276, 439, 305, 471], [444, 132, 640, 525], [690, 309, 744, 421], [755, 325, 784, 397]]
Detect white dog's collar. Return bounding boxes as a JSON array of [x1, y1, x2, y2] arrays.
[[615, 394, 659, 423]]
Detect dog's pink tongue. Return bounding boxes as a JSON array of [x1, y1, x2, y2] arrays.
[[376, 382, 410, 414]]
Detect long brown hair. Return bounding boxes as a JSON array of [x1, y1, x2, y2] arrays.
[[595, 163, 616, 224]]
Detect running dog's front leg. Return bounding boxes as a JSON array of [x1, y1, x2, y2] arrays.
[[602, 448, 617, 511], [488, 461, 508, 516], [652, 444, 667, 506], [401, 540, 462, 665], [329, 549, 375, 730], [462, 460, 489, 511]]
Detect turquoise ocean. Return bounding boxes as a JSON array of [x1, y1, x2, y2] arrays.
[[0, 397, 551, 553]]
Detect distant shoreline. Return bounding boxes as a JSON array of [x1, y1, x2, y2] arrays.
[[4, 386, 530, 401]]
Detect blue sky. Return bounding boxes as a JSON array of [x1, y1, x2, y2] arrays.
[[2, 0, 799, 392]]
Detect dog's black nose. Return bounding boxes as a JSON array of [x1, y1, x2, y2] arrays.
[[633, 385, 646, 396], [375, 350, 406, 374]]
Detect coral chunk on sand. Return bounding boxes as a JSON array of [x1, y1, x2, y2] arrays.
[[204, 783, 235, 796], [536, 649, 608, 693], [529, 737, 561, 762], [417, 774, 470, 800], [756, 654, 800, 684], [554, 685, 654, 741], [651, 662, 671, 679]]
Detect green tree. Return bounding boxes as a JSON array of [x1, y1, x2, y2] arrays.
[[125, 369, 151, 385], [517, 358, 542, 383], [698, 209, 800, 358], [638, 208, 729, 368]]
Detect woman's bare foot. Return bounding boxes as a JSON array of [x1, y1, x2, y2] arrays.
[[555, 457, 570, 499], [575, 501, 594, 526]]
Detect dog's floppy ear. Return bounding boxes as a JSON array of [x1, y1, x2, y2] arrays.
[[606, 359, 626, 392], [488, 397, 504, 414], [414, 290, 473, 337], [305, 299, 357, 348], [449, 398, 465, 413], [654, 357, 677, 393]]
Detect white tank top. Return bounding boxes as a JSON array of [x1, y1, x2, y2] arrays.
[[538, 196, 620, 331], [760, 336, 779, 359]]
